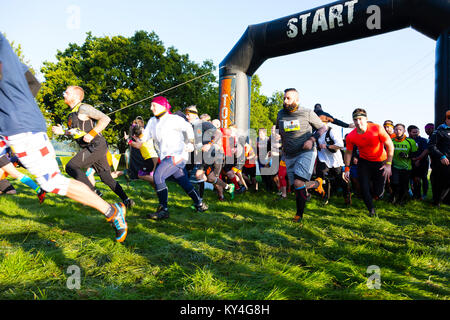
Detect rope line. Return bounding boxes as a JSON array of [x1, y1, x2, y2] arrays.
[[106, 66, 224, 116]]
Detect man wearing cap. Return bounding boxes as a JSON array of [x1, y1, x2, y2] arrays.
[[184, 105, 234, 201], [137, 96, 208, 219], [276, 88, 327, 223], [428, 110, 450, 206], [343, 108, 394, 217], [52, 85, 135, 209]]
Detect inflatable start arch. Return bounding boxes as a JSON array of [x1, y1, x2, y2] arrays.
[[218, 0, 450, 132]]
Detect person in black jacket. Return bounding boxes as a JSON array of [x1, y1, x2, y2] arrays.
[[428, 110, 450, 206], [314, 104, 355, 129]]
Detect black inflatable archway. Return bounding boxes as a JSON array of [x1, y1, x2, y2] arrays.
[[218, 0, 450, 132]]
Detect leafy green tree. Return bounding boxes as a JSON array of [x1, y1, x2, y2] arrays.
[[38, 30, 218, 152], [267, 90, 283, 126], [250, 74, 277, 133]]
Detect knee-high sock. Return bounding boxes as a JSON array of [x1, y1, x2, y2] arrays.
[[174, 173, 202, 206], [295, 186, 307, 218], [18, 174, 40, 193], [198, 181, 205, 199], [156, 186, 169, 209], [97, 170, 128, 202]]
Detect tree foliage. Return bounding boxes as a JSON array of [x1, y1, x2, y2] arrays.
[[38, 30, 218, 152], [249, 74, 282, 134]]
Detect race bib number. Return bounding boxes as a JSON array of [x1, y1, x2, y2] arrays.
[[283, 120, 301, 132]]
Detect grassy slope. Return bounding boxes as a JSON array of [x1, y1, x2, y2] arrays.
[[0, 174, 448, 300]]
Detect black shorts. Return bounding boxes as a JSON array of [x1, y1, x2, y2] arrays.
[[141, 157, 157, 173], [223, 163, 235, 173], [242, 166, 256, 178], [411, 165, 428, 178], [68, 140, 110, 174]]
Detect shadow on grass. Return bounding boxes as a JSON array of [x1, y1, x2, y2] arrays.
[[0, 178, 448, 300]]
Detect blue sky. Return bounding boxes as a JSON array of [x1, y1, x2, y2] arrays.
[[2, 0, 437, 135]]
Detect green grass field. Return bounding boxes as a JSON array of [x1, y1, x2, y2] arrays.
[[0, 172, 448, 300]]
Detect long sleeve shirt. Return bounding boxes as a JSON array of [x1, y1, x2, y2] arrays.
[[428, 123, 450, 161], [142, 113, 194, 162]]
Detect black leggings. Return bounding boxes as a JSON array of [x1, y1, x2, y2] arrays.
[[357, 158, 386, 211], [430, 162, 450, 205], [391, 167, 411, 203], [66, 144, 128, 201], [411, 166, 428, 199]]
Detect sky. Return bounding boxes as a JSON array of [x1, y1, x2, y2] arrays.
[[1, 0, 438, 136]]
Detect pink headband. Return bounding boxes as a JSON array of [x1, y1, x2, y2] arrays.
[[152, 96, 172, 113]]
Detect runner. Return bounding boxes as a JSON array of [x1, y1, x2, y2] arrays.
[[184, 105, 234, 201], [316, 121, 351, 205], [343, 108, 394, 217], [242, 139, 258, 192], [0, 33, 127, 242], [428, 111, 450, 206], [276, 88, 327, 223], [127, 119, 159, 188], [314, 103, 354, 128], [383, 120, 396, 139], [52, 86, 135, 209], [390, 123, 418, 204], [138, 96, 208, 220], [0, 146, 46, 203], [221, 126, 246, 194], [408, 125, 430, 200]]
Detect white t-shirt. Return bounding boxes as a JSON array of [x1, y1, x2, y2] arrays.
[[317, 125, 345, 168], [142, 113, 194, 162]]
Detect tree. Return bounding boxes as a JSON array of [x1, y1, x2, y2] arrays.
[[249, 74, 278, 133], [267, 90, 284, 131], [38, 30, 218, 152]]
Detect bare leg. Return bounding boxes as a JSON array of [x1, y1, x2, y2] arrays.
[[65, 179, 110, 214], [87, 170, 96, 187], [139, 174, 155, 188]]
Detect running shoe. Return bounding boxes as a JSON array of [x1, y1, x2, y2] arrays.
[[314, 177, 325, 197], [226, 184, 235, 199], [194, 202, 209, 212], [293, 215, 303, 223], [236, 185, 247, 194], [107, 203, 128, 242], [37, 189, 46, 204], [148, 205, 170, 220], [124, 198, 135, 209]]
